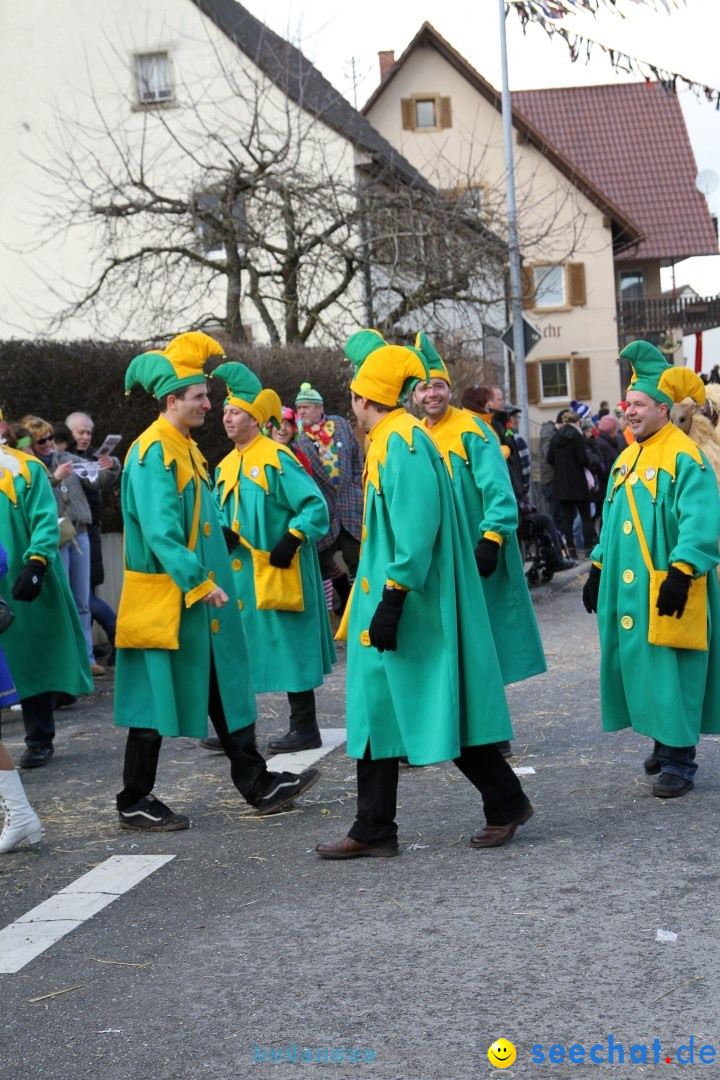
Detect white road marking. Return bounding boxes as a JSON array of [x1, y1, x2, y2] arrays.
[[0, 855, 174, 974], [512, 766, 536, 776], [266, 727, 347, 774]]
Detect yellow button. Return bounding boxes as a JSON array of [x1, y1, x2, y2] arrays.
[[211, 618, 220, 633], [621, 615, 634, 630], [622, 569, 634, 584], [623, 521, 633, 535], [361, 525, 367, 540], [361, 577, 370, 593], [360, 630, 371, 646], [629, 473, 638, 485], [232, 558, 242, 572], [237, 599, 243, 611], [203, 522, 211, 536], [208, 571, 215, 582]]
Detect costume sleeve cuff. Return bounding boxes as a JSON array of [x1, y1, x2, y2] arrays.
[[385, 579, 409, 591], [28, 555, 47, 565], [592, 560, 603, 570], [483, 531, 503, 547], [671, 561, 695, 577], [289, 528, 305, 541], [185, 579, 215, 608]]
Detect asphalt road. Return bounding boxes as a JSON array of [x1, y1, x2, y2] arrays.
[[1, 571, 718, 1080]]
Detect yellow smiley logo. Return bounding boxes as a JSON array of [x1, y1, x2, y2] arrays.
[[488, 1039, 517, 1068]]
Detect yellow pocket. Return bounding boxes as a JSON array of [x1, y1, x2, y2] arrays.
[[250, 549, 304, 612], [116, 571, 183, 650], [648, 570, 708, 651]]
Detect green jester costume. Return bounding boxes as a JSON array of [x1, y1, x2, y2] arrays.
[[589, 341, 720, 794], [415, 332, 546, 686], [316, 333, 533, 859], [212, 362, 335, 752]]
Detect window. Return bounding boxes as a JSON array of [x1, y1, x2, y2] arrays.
[[415, 99, 437, 129], [533, 264, 565, 309], [540, 360, 569, 401], [136, 52, 172, 104], [620, 270, 644, 299]]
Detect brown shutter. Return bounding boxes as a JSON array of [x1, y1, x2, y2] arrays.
[[525, 362, 540, 404], [521, 263, 535, 309], [401, 99, 416, 131], [439, 96, 452, 128], [568, 262, 586, 306], [572, 356, 591, 400]]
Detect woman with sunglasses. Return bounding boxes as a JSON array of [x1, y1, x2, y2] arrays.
[[21, 416, 121, 677]]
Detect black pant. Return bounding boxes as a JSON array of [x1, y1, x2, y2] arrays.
[[287, 689, 317, 733], [560, 499, 595, 554], [318, 527, 360, 580], [347, 744, 529, 848], [22, 692, 56, 749], [116, 663, 269, 811]]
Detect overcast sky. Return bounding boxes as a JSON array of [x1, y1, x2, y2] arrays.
[[242, 0, 720, 296]]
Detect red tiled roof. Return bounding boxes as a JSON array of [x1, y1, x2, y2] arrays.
[[513, 83, 718, 262]]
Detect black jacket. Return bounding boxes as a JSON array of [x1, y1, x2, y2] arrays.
[[547, 424, 591, 501]]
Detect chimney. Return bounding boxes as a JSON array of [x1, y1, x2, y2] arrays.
[[378, 50, 395, 81]]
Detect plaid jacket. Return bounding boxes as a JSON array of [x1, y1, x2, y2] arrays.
[[295, 416, 364, 550]]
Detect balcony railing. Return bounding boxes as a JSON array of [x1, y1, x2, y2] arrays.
[[618, 294, 720, 337]]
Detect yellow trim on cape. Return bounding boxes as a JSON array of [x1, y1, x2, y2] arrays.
[[364, 409, 420, 493], [421, 406, 488, 477], [215, 433, 296, 502], [0, 447, 36, 504], [128, 415, 208, 494], [483, 531, 504, 547], [185, 578, 216, 608], [609, 420, 705, 500]]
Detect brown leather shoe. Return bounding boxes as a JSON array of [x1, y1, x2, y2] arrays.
[[470, 803, 534, 849], [315, 836, 400, 859]]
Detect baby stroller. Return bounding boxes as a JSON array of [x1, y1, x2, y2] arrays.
[[520, 514, 556, 588]]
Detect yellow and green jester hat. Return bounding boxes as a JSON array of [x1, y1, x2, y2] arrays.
[[621, 340, 705, 408], [125, 331, 225, 398], [414, 331, 451, 385], [345, 329, 431, 407], [211, 361, 282, 429]]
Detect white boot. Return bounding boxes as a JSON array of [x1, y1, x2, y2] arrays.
[[0, 769, 42, 852]]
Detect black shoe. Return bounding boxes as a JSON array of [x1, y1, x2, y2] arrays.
[[200, 735, 224, 752], [19, 746, 54, 769], [255, 768, 319, 816], [267, 730, 322, 753], [556, 559, 577, 571], [652, 773, 694, 799], [55, 693, 78, 710], [118, 795, 190, 831], [644, 742, 661, 775], [495, 741, 513, 758]]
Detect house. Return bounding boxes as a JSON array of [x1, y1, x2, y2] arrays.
[[1, 0, 502, 348]]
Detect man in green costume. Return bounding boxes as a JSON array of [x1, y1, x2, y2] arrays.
[[114, 333, 319, 830], [316, 332, 533, 859], [583, 340, 720, 798], [412, 331, 546, 689], [0, 411, 93, 768], [208, 361, 335, 753]]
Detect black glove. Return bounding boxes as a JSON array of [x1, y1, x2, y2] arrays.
[[656, 565, 692, 619], [11, 558, 47, 603], [221, 525, 240, 554], [474, 537, 500, 578], [268, 531, 302, 569], [582, 564, 601, 614], [368, 586, 407, 652]]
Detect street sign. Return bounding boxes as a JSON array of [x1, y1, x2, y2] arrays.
[[500, 318, 542, 356]]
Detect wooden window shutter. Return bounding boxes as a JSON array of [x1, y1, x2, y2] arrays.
[[572, 356, 591, 400], [568, 262, 586, 306], [525, 362, 540, 404], [521, 264, 535, 309], [439, 97, 452, 128], [401, 99, 416, 131]]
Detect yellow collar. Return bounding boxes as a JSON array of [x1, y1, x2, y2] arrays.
[[610, 420, 705, 500], [0, 447, 36, 504], [421, 406, 488, 476], [364, 409, 420, 492], [129, 415, 208, 493], [215, 433, 293, 502]]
